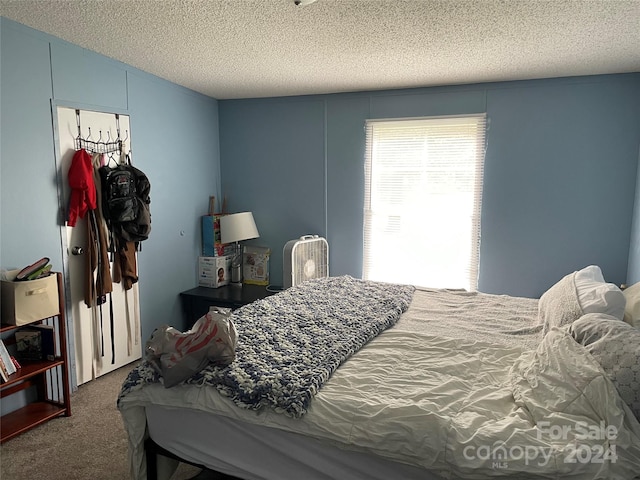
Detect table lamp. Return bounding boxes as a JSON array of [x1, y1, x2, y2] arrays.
[[220, 212, 260, 285]]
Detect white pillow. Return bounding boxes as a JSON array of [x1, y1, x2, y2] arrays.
[[623, 282, 640, 328], [569, 313, 640, 421], [538, 271, 583, 335], [574, 265, 625, 321]]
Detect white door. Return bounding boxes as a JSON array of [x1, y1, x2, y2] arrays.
[[56, 107, 141, 385]]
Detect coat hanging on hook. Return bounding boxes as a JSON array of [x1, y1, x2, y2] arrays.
[[67, 149, 97, 227]]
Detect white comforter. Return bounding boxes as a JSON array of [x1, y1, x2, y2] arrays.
[[119, 288, 640, 480]]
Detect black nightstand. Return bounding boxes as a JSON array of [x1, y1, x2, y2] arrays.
[[180, 284, 277, 328]]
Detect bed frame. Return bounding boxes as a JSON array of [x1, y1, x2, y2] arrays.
[[145, 438, 239, 480]]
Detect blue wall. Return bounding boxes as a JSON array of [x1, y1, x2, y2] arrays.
[[220, 75, 640, 297], [1, 18, 221, 344], [2, 15, 640, 353]]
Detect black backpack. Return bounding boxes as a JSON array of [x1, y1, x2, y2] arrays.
[[99, 158, 151, 244]]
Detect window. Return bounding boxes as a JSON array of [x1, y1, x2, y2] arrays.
[[363, 114, 487, 290]]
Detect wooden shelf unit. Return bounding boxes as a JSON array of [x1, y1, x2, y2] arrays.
[[0, 272, 71, 443]]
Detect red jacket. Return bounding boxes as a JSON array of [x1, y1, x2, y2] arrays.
[[67, 149, 96, 227]]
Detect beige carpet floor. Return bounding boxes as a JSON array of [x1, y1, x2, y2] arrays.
[[0, 363, 204, 480]]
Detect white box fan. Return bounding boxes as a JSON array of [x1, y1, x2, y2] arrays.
[[283, 235, 329, 289]]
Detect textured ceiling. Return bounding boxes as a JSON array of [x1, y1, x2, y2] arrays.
[[1, 0, 639, 99]]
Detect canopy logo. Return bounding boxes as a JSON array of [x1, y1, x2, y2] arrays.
[[463, 443, 554, 467], [463, 421, 618, 468]]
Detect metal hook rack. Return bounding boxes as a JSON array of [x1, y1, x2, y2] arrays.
[[75, 109, 122, 155]]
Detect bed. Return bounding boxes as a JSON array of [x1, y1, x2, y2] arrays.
[[118, 271, 640, 480]]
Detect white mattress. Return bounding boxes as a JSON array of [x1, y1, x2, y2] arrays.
[[146, 403, 444, 480]]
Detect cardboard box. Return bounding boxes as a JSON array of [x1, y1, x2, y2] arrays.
[[1, 270, 59, 325], [198, 256, 232, 288], [243, 246, 271, 286], [201, 215, 234, 257]]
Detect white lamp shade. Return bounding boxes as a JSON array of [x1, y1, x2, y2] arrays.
[[220, 212, 259, 244]]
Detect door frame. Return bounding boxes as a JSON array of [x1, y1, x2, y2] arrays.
[[51, 100, 134, 391]]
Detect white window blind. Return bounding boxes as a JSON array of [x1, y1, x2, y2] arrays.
[[363, 114, 486, 291]]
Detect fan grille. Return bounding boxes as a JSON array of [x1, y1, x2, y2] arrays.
[[284, 236, 329, 288]]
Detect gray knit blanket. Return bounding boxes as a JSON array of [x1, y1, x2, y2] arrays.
[[118, 275, 415, 417]]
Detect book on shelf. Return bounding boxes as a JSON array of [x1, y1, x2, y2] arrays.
[[0, 357, 9, 382], [0, 338, 17, 376], [10, 355, 21, 370]]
